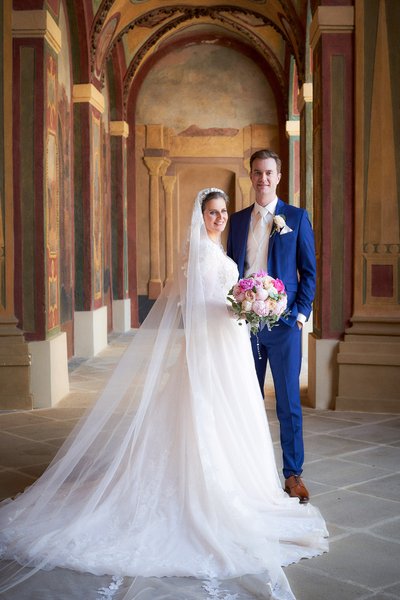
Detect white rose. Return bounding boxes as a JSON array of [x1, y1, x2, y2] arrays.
[[274, 215, 286, 229], [241, 300, 253, 312]]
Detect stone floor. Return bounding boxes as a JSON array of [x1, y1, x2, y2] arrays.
[[0, 331, 399, 600]]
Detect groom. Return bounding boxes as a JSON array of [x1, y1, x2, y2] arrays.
[[227, 149, 316, 503]]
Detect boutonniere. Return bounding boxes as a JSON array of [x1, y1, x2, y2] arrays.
[[270, 214, 293, 237]]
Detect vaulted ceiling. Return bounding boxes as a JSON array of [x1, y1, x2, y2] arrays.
[[88, 1, 309, 114]]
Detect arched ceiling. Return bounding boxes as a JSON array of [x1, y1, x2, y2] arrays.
[[89, 1, 307, 112]]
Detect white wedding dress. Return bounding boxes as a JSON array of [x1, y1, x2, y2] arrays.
[[0, 191, 328, 600]]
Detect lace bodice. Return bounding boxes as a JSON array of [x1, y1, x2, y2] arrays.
[[199, 238, 238, 299]]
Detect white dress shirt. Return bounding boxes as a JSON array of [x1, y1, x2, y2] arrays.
[[245, 197, 306, 326], [245, 198, 278, 277]]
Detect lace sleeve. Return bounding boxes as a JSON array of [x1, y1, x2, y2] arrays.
[[198, 239, 222, 299]]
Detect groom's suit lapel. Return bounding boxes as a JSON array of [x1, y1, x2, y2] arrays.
[[267, 198, 287, 270]]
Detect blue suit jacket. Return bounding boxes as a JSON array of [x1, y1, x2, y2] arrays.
[[227, 199, 316, 327]]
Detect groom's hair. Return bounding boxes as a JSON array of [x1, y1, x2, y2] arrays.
[[250, 149, 281, 174]]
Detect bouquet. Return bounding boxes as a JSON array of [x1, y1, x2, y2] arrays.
[[227, 270, 288, 334]]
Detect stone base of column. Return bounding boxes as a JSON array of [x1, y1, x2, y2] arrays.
[[307, 334, 339, 410], [112, 299, 131, 333], [0, 323, 32, 410], [74, 306, 108, 358], [336, 318, 400, 413], [148, 279, 162, 300], [28, 332, 69, 409]]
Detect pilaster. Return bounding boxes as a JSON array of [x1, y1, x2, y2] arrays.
[[10, 6, 69, 407], [161, 175, 177, 283], [308, 4, 354, 409], [298, 82, 313, 219], [286, 57, 300, 208], [336, 0, 400, 412], [238, 176, 252, 210], [110, 120, 129, 330], [143, 153, 171, 299]]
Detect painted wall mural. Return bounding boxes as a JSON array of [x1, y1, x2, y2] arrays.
[[46, 54, 59, 332], [92, 114, 103, 303], [58, 2, 74, 332], [136, 44, 277, 132]]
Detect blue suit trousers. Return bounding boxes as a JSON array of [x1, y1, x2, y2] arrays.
[[251, 322, 304, 479]]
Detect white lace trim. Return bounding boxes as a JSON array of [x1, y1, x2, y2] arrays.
[[202, 579, 239, 600], [96, 575, 124, 599]]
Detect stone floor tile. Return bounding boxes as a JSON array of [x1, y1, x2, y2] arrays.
[[302, 532, 400, 589], [334, 423, 400, 444], [304, 457, 389, 488], [0, 432, 58, 469], [285, 563, 372, 600], [382, 582, 400, 598], [0, 411, 55, 428], [347, 473, 400, 502], [302, 414, 361, 433], [34, 407, 88, 420], [370, 517, 400, 543], [312, 489, 400, 529], [0, 469, 35, 500], [16, 463, 51, 478], [326, 411, 393, 425], [303, 434, 375, 457], [343, 445, 400, 472], [9, 419, 79, 442]]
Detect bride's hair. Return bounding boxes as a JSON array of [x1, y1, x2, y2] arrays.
[[200, 189, 229, 213]]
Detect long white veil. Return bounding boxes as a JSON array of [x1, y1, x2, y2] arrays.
[[0, 189, 326, 599]]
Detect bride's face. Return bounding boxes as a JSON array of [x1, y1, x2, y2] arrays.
[[203, 197, 228, 239]]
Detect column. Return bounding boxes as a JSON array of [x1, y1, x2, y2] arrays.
[[308, 5, 354, 409], [161, 175, 177, 284], [73, 83, 108, 356], [12, 7, 69, 408], [238, 176, 252, 210], [298, 83, 313, 218], [336, 0, 400, 412], [110, 120, 131, 332], [285, 120, 300, 207], [0, 1, 31, 409], [143, 155, 171, 299], [286, 57, 300, 208]]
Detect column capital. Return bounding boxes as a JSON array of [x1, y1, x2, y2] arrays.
[[161, 174, 176, 195], [73, 84, 105, 114], [110, 121, 129, 138], [12, 9, 61, 54], [297, 82, 313, 112], [285, 119, 300, 138], [310, 6, 354, 50], [143, 156, 170, 177]]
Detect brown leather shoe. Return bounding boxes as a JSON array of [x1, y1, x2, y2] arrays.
[[284, 475, 310, 504]]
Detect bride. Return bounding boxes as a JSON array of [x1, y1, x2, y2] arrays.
[[0, 188, 328, 600]]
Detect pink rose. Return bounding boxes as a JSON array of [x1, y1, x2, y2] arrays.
[[255, 287, 269, 301], [274, 278, 285, 293], [239, 278, 255, 292], [252, 300, 269, 317], [244, 289, 256, 302], [233, 284, 245, 302]]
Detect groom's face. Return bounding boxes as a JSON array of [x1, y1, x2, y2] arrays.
[[250, 158, 281, 205]]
